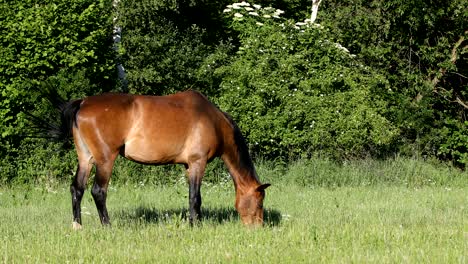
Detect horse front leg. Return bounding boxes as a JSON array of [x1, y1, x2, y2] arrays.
[[187, 159, 206, 225], [189, 180, 202, 224]]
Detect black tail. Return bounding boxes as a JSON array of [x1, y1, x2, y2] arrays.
[[25, 85, 82, 147], [54, 99, 82, 141]]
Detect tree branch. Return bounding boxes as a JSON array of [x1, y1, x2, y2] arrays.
[[431, 31, 468, 109], [310, 0, 322, 23], [455, 97, 468, 110], [432, 32, 466, 88]]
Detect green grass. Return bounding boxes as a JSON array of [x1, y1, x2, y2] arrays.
[[1, 182, 466, 263]]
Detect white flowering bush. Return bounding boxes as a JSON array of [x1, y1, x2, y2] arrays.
[[214, 1, 398, 159], [224, 2, 284, 20]]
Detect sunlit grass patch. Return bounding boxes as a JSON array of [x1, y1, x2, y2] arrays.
[[1, 182, 466, 263]]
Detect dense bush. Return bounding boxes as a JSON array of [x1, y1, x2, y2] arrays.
[[213, 3, 398, 159], [116, 0, 233, 95]]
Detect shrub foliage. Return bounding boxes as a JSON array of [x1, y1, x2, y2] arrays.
[[215, 4, 397, 159], [0, 0, 467, 183]]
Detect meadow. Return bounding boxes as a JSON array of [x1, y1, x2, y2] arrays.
[[1, 158, 467, 263]]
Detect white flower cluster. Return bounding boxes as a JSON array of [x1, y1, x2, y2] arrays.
[[293, 21, 354, 57], [294, 19, 323, 30], [224, 2, 354, 57], [334, 43, 350, 54], [224, 1, 285, 21]]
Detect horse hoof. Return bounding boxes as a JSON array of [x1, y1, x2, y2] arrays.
[[72, 222, 82, 230]]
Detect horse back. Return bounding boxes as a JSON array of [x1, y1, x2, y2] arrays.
[[74, 91, 231, 165], [130, 91, 229, 163]]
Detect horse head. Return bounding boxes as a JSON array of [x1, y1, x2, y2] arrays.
[[235, 183, 271, 226]]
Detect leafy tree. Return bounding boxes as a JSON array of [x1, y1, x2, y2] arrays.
[[316, 0, 467, 164], [0, 0, 116, 156]]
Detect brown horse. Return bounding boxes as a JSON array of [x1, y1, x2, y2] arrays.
[[50, 90, 269, 228]]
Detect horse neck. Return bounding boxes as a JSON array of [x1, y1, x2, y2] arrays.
[[220, 111, 261, 193], [222, 148, 261, 194]]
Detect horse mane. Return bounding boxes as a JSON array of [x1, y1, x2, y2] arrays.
[[222, 112, 259, 182]]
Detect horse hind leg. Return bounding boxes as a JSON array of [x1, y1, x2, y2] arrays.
[[71, 160, 92, 230], [91, 159, 116, 226]]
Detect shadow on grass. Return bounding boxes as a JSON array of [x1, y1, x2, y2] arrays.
[[116, 206, 282, 226]]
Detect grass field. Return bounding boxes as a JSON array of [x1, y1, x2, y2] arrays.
[[1, 180, 466, 263]]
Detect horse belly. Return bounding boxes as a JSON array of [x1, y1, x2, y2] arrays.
[[122, 137, 184, 164]]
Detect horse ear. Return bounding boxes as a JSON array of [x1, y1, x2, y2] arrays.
[[256, 183, 271, 192]]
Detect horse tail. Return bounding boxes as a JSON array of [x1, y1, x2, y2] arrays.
[[54, 99, 83, 142], [26, 88, 82, 148]]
